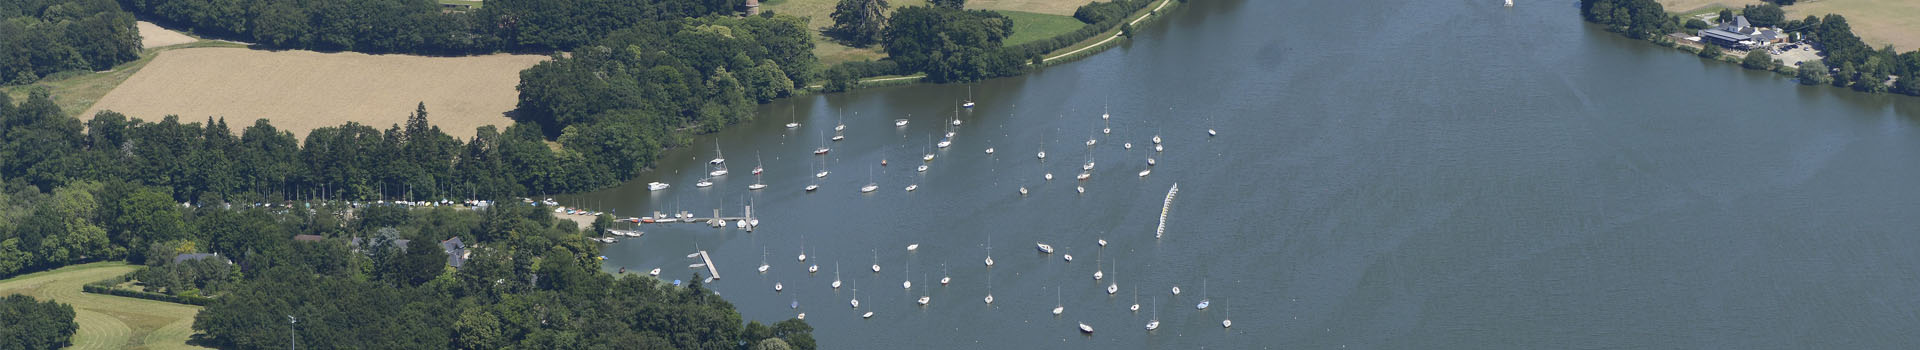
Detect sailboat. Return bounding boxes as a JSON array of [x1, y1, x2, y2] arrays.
[[1063, 247, 1073, 262], [649, 268, 662, 277], [984, 236, 994, 267], [774, 282, 783, 292], [918, 274, 931, 306], [1131, 286, 1140, 312], [1196, 279, 1210, 310], [695, 175, 714, 188], [984, 273, 994, 304], [758, 248, 770, 273], [1037, 141, 1047, 160], [1079, 322, 1094, 334], [813, 130, 830, 155], [798, 238, 807, 262], [748, 157, 767, 190], [709, 141, 729, 176], [1103, 118, 1111, 135], [815, 157, 830, 178], [940, 263, 950, 285], [850, 279, 860, 308], [985, 147, 994, 155], [1145, 297, 1160, 331], [1035, 242, 1054, 254], [1107, 260, 1119, 295], [832, 262, 842, 289], [806, 163, 821, 192], [907, 244, 919, 251], [1102, 105, 1109, 120], [896, 116, 910, 127], [1157, 183, 1178, 239], [1053, 288, 1064, 316], [870, 249, 881, 273], [923, 136, 936, 162], [785, 106, 800, 128], [835, 111, 846, 132], [1222, 298, 1233, 328], [962, 86, 975, 109], [752, 152, 765, 175], [917, 164, 928, 173], [809, 258, 819, 274], [902, 263, 912, 290], [1093, 256, 1103, 280], [860, 167, 878, 193]]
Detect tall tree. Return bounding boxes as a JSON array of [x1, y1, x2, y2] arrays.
[[829, 0, 890, 47]]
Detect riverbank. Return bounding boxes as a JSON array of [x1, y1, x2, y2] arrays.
[[1584, 0, 1919, 96]]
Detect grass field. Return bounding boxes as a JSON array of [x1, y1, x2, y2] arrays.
[[1656, 0, 1760, 14], [81, 47, 545, 141], [0, 262, 209, 350], [997, 10, 1085, 46], [1782, 0, 1920, 51], [1, 22, 242, 118]]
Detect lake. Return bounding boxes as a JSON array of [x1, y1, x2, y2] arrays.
[[572, 0, 1920, 347]]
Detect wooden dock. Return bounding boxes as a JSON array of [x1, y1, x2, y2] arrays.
[[697, 250, 720, 281], [642, 205, 756, 231]]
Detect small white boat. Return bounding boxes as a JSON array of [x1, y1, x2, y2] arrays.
[[647, 182, 671, 191], [774, 282, 783, 292], [833, 262, 842, 289], [1209, 129, 1218, 137], [918, 296, 930, 305], [1103, 127, 1110, 134], [809, 264, 818, 273], [695, 178, 714, 188], [1018, 186, 1028, 195], [962, 101, 975, 109], [1063, 253, 1073, 262], [862, 311, 873, 319], [937, 138, 951, 148], [870, 250, 881, 273], [1077, 172, 1091, 181], [690, 263, 706, 268], [1037, 151, 1046, 159], [710, 168, 728, 177], [816, 170, 829, 178], [1147, 157, 1156, 166], [1094, 270, 1103, 281], [832, 134, 845, 141], [905, 184, 917, 192], [748, 183, 766, 190], [952, 118, 962, 126], [814, 147, 830, 155], [1035, 242, 1054, 254], [787, 122, 800, 128], [1197, 280, 1210, 310], [649, 268, 661, 276], [786, 107, 800, 128], [985, 147, 994, 154], [1085, 139, 1097, 146], [861, 184, 878, 193], [1222, 299, 1232, 328], [923, 153, 934, 161], [984, 256, 994, 267], [1172, 286, 1181, 295], [945, 131, 955, 138], [1152, 135, 1162, 144], [1044, 173, 1054, 181], [1504, 0, 1513, 7], [1124, 142, 1132, 149], [1078, 323, 1094, 334], [1053, 289, 1065, 316], [903, 264, 912, 289], [940, 265, 950, 285], [985, 294, 994, 304], [907, 244, 919, 251], [1098, 239, 1107, 247], [805, 184, 819, 192], [1083, 161, 1095, 171], [835, 123, 845, 132], [1146, 298, 1160, 331], [917, 164, 928, 172], [1138, 169, 1151, 177], [1154, 144, 1163, 152], [797, 313, 805, 320], [896, 119, 910, 127]]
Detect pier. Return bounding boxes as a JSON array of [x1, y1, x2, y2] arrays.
[[640, 205, 756, 232], [697, 250, 720, 281]]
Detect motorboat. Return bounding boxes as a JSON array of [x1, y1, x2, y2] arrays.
[[1077, 172, 1091, 181], [695, 178, 713, 188], [1019, 186, 1028, 195], [748, 183, 766, 190], [905, 184, 917, 192], [907, 244, 919, 251], [1044, 173, 1053, 181], [1035, 242, 1054, 254], [896, 119, 909, 127], [985, 147, 995, 154], [917, 164, 928, 172], [1139, 169, 1151, 177], [1078, 323, 1094, 334], [647, 182, 670, 191], [1152, 135, 1162, 144], [649, 268, 661, 276]]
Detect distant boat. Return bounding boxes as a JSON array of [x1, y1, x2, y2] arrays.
[[937, 137, 951, 149], [1053, 288, 1064, 316], [850, 279, 860, 308], [1035, 242, 1054, 254], [774, 282, 783, 292], [1209, 128, 1218, 137], [1078, 323, 1094, 334], [1138, 169, 1151, 177], [1077, 186, 1085, 194], [870, 249, 881, 273], [1107, 261, 1119, 295], [709, 140, 726, 165], [1130, 286, 1140, 312], [1504, 0, 1513, 7], [963, 86, 976, 108], [799, 239, 808, 262], [1171, 285, 1181, 296], [649, 268, 661, 277], [985, 147, 995, 154], [832, 133, 845, 142], [1098, 239, 1107, 247], [907, 244, 919, 251], [1101, 106, 1109, 120], [786, 105, 800, 128], [1045, 173, 1054, 181], [1154, 144, 1163, 152], [1146, 297, 1159, 331], [1084, 160, 1095, 171], [904, 184, 917, 192], [917, 164, 928, 172], [1018, 186, 1028, 195], [903, 263, 912, 289], [940, 264, 950, 285], [1037, 150, 1046, 160], [833, 262, 842, 289], [1124, 142, 1132, 150], [1196, 279, 1210, 310], [1076, 172, 1090, 181], [758, 248, 770, 273], [1222, 298, 1232, 328], [695, 178, 713, 188], [1152, 135, 1162, 144], [648, 182, 671, 191], [896, 118, 910, 127], [752, 153, 764, 175], [863, 311, 874, 319], [1147, 157, 1155, 166], [861, 167, 878, 193], [984, 236, 995, 267]]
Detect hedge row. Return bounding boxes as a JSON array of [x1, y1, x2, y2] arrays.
[[82, 284, 214, 306]]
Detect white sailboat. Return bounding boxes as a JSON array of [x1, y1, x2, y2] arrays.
[[962, 86, 975, 109], [984, 273, 994, 304], [1131, 286, 1140, 312], [786, 106, 800, 128], [1045, 173, 1054, 181], [984, 236, 995, 267], [813, 130, 830, 155], [1154, 143, 1163, 152], [850, 279, 860, 308], [985, 147, 994, 155], [1063, 247, 1073, 262], [918, 273, 931, 306], [940, 263, 950, 285], [917, 164, 928, 172], [1145, 298, 1160, 331], [649, 268, 662, 277], [870, 249, 881, 273], [814, 157, 829, 178], [798, 238, 808, 262], [832, 262, 842, 289], [758, 248, 770, 273], [835, 112, 846, 132], [1196, 279, 1210, 310], [902, 263, 912, 290], [709, 141, 729, 177], [1098, 239, 1108, 247], [904, 184, 917, 192], [695, 176, 713, 188], [1172, 285, 1181, 296], [1053, 288, 1064, 316], [1078, 322, 1094, 334], [1035, 242, 1054, 254], [1152, 134, 1162, 144], [1107, 260, 1119, 295], [923, 136, 936, 161], [1093, 257, 1103, 280], [1222, 298, 1233, 328], [774, 282, 783, 292], [907, 244, 919, 251], [860, 167, 878, 193], [748, 159, 767, 190], [896, 117, 910, 127]]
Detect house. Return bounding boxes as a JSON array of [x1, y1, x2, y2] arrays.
[[173, 253, 233, 265], [1699, 15, 1769, 49], [1700, 29, 1752, 48], [440, 237, 471, 269], [292, 234, 324, 242]]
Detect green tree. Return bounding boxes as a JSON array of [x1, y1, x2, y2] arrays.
[[829, 0, 890, 47], [0, 295, 77, 349], [1698, 42, 1723, 59], [1742, 50, 1774, 70], [1796, 60, 1831, 85]]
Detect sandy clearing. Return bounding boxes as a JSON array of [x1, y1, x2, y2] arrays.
[[84, 47, 545, 141], [137, 21, 198, 49]]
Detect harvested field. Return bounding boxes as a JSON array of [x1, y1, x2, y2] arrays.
[[763, 0, 1085, 64], [1656, 0, 1760, 14], [966, 0, 1086, 16], [137, 21, 198, 49], [1784, 0, 1920, 51], [998, 10, 1085, 46], [0, 262, 209, 350], [84, 47, 545, 141]]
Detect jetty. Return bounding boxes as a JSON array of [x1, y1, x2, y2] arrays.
[[1157, 183, 1178, 239], [697, 250, 721, 281], [637, 205, 756, 231]]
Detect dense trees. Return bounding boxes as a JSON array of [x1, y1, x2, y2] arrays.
[[0, 295, 76, 349], [0, 0, 142, 85], [829, 0, 890, 47], [1740, 4, 1785, 28], [119, 0, 741, 54], [883, 6, 1025, 83], [1580, 0, 1678, 40]]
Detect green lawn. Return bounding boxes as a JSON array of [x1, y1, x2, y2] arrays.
[[2, 40, 245, 118], [0, 262, 209, 350], [998, 10, 1085, 46]]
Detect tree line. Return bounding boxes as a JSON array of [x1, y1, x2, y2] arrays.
[[1580, 0, 1920, 96], [514, 15, 814, 142], [118, 0, 738, 54], [821, 0, 1162, 85], [0, 295, 76, 349], [0, 0, 143, 85]]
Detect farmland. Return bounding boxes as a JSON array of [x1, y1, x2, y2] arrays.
[[0, 263, 208, 350]]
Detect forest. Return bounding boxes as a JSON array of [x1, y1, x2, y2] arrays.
[[0, 295, 76, 349], [118, 0, 737, 54], [1581, 0, 1920, 95], [0, 0, 143, 85]]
